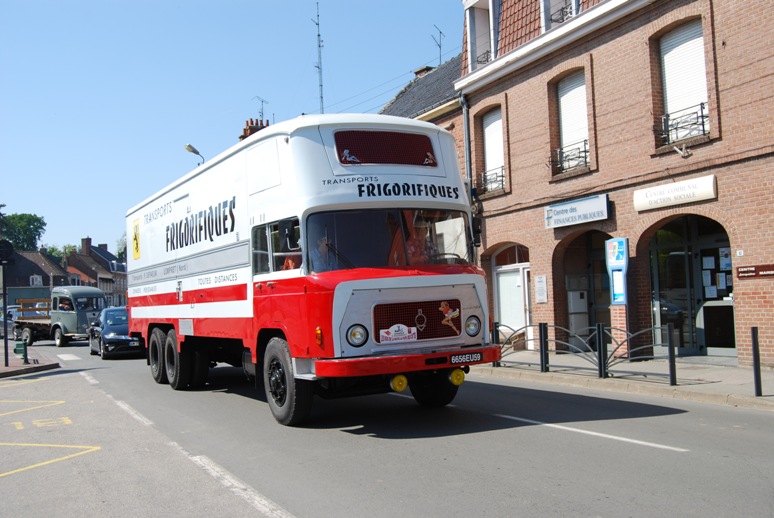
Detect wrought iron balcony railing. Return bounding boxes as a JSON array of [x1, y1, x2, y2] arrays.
[[554, 139, 589, 172], [477, 166, 505, 194], [550, 1, 575, 25], [476, 50, 492, 65], [659, 102, 709, 145]]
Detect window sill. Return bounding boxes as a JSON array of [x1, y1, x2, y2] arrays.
[[653, 135, 711, 157], [549, 166, 592, 183]]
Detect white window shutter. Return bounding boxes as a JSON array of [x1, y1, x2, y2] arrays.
[[558, 71, 588, 148], [661, 19, 707, 116]]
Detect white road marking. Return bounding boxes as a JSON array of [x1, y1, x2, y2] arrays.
[[169, 442, 297, 518], [106, 394, 154, 426], [57, 354, 81, 361], [495, 414, 690, 452], [79, 372, 99, 385]]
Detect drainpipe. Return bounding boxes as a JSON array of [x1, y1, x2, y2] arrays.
[[459, 92, 480, 262], [459, 93, 472, 201]]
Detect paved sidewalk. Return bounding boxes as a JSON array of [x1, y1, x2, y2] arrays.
[[2, 342, 773, 412], [0, 342, 60, 378], [473, 349, 774, 412]]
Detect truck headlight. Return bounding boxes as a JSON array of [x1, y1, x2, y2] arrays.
[[346, 324, 368, 347], [465, 316, 481, 337]]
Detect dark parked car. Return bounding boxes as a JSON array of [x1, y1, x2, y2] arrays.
[[89, 307, 139, 358], [2, 305, 22, 340]]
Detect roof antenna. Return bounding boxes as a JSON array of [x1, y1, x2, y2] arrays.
[[252, 95, 269, 121], [432, 25, 445, 65], [312, 3, 324, 114]]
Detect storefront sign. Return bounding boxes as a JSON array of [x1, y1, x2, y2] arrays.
[[545, 194, 608, 229], [737, 264, 774, 279], [633, 175, 716, 212]]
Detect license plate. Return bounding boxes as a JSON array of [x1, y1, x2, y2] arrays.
[[450, 352, 482, 365]]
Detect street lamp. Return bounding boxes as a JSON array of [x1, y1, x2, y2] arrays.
[[185, 144, 204, 165]]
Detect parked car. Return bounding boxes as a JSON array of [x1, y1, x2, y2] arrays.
[[88, 307, 139, 358], [2, 305, 22, 340]]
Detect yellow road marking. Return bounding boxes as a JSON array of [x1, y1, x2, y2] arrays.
[[0, 442, 102, 478], [0, 400, 65, 417]]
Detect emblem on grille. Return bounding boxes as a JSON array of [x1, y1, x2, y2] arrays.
[[415, 309, 427, 331]]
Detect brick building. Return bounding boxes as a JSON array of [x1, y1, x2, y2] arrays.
[[66, 238, 127, 307], [445, 0, 773, 366]]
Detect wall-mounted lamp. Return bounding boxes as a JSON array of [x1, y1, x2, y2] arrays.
[[185, 143, 205, 165]]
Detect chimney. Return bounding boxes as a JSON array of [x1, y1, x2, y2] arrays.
[[413, 65, 434, 78], [98, 243, 108, 251], [240, 118, 270, 140], [81, 237, 92, 256]]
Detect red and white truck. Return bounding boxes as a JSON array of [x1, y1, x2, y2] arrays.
[[126, 114, 500, 425]]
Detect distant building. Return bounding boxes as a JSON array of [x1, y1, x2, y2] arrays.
[[0, 248, 69, 305], [66, 238, 127, 306]]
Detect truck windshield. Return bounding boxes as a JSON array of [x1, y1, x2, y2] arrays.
[[306, 209, 472, 273]]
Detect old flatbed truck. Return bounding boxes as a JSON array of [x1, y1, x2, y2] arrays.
[[15, 286, 106, 347]]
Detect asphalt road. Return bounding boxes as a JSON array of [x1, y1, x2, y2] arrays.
[[3, 340, 774, 517]]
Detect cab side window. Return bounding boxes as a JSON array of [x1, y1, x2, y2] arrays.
[[252, 217, 301, 275]]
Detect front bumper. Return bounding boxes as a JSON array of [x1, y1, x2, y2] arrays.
[[313, 344, 501, 378]]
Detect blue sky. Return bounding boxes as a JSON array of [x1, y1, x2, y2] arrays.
[[0, 0, 463, 253]]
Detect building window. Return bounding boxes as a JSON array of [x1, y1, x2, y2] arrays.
[[658, 19, 709, 145], [479, 108, 505, 193], [555, 70, 589, 172], [465, 0, 500, 71], [542, 0, 581, 32]]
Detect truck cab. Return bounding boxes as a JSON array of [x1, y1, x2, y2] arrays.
[[49, 286, 106, 346]]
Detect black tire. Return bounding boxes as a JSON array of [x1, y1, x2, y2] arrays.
[[409, 370, 459, 408], [21, 328, 34, 348], [164, 329, 191, 390], [149, 328, 168, 384], [189, 349, 209, 389], [99, 339, 109, 360], [53, 328, 69, 347], [263, 337, 313, 426]]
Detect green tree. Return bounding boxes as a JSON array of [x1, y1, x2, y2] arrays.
[[2, 213, 46, 251], [41, 243, 77, 264]]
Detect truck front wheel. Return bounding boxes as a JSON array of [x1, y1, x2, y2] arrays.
[[263, 337, 313, 426], [54, 328, 69, 348], [149, 328, 168, 384], [164, 329, 191, 390], [409, 370, 459, 408]]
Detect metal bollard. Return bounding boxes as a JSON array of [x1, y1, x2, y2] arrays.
[[492, 322, 500, 367], [752, 327, 762, 397], [667, 323, 677, 386], [596, 323, 607, 378], [539, 323, 549, 373]]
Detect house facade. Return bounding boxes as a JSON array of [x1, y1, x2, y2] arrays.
[[448, 0, 772, 366], [66, 238, 127, 307]]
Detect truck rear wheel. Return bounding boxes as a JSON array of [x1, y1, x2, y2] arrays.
[[53, 328, 69, 347], [164, 329, 191, 390], [263, 337, 312, 426], [409, 370, 459, 408], [149, 328, 168, 384]]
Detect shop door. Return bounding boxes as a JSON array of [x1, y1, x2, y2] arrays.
[[653, 247, 697, 354], [695, 245, 735, 355], [495, 265, 532, 349]]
